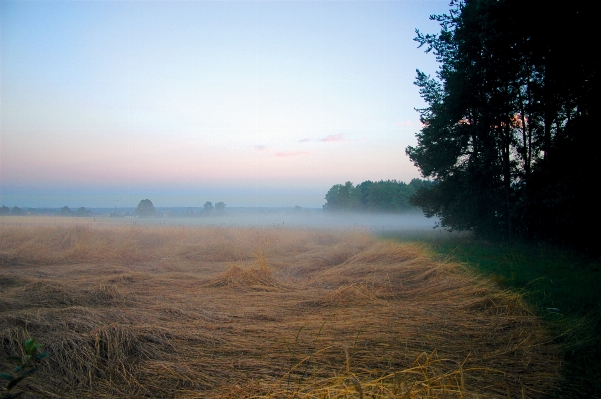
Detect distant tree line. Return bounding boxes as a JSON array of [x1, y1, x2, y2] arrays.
[[202, 201, 226, 214], [61, 206, 91, 216], [1, 200, 228, 218], [0, 205, 24, 216], [406, 0, 598, 251], [134, 199, 227, 218], [0, 199, 226, 217], [0, 205, 91, 216], [323, 179, 433, 212]]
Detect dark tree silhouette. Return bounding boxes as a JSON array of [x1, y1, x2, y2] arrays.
[[406, 0, 598, 248], [215, 202, 226, 213], [135, 199, 156, 217]]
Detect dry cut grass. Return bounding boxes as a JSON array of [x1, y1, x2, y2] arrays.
[[0, 222, 560, 398]]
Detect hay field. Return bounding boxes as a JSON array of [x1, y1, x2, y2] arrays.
[[0, 220, 559, 398]]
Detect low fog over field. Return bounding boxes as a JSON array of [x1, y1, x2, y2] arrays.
[[116, 208, 440, 232], [0, 208, 443, 235]]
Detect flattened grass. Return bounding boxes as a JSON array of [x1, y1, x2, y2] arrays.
[[1, 222, 560, 398], [383, 232, 601, 398]]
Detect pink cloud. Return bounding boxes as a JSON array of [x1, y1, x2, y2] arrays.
[[274, 151, 311, 157], [319, 134, 346, 142]]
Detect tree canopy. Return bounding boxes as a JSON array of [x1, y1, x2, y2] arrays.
[[135, 199, 156, 217], [203, 201, 213, 213], [323, 179, 432, 212], [75, 207, 89, 217], [406, 0, 598, 250]]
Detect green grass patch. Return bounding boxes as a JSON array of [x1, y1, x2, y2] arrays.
[[429, 238, 601, 315], [381, 231, 601, 398]]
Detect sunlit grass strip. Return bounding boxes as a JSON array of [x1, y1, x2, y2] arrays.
[[261, 349, 508, 399]]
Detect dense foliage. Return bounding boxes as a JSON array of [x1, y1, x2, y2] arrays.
[[406, 0, 598, 250], [323, 179, 433, 212]]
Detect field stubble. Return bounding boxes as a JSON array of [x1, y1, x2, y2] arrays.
[[0, 220, 560, 398]]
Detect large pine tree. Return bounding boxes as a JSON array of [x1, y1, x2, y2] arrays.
[[406, 0, 598, 248]]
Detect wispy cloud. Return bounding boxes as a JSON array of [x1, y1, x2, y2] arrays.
[[254, 145, 267, 151], [299, 134, 349, 143], [274, 151, 311, 157], [319, 134, 347, 143]]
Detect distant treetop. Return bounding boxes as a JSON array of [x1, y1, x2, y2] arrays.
[[203, 201, 213, 213], [135, 199, 156, 217]]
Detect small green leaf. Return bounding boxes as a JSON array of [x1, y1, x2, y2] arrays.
[[13, 365, 23, 373], [35, 352, 49, 359], [0, 372, 14, 380], [24, 339, 42, 355], [6, 356, 21, 364], [24, 339, 36, 352]]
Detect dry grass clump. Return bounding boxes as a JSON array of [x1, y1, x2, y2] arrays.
[[315, 282, 385, 306], [207, 250, 282, 291], [0, 222, 560, 398]]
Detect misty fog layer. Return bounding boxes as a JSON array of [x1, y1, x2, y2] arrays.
[[129, 210, 440, 232]]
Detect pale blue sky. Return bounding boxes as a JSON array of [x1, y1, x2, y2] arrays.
[[1, 0, 448, 208]]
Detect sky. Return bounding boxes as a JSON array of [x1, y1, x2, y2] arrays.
[[0, 0, 448, 208]]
